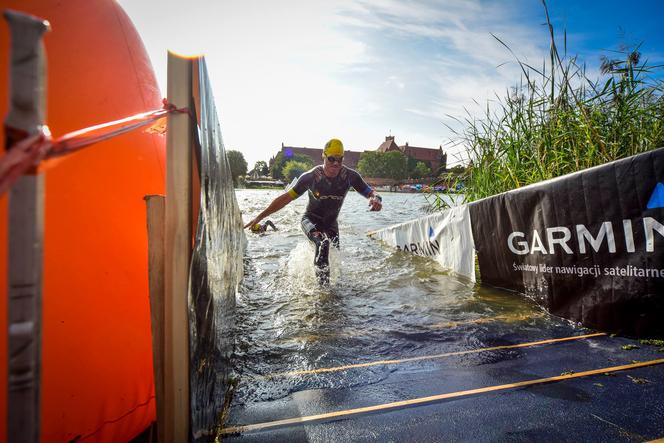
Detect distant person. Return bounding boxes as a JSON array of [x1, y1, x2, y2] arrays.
[[250, 220, 277, 234], [244, 138, 382, 285]]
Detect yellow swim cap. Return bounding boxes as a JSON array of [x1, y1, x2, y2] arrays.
[[323, 138, 344, 157], [251, 223, 262, 232]]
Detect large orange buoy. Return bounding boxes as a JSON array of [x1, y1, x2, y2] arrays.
[[0, 0, 164, 441]]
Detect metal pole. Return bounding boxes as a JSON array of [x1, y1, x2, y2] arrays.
[[3, 9, 50, 443]]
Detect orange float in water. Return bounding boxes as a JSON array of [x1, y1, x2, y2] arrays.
[[0, 0, 164, 440]]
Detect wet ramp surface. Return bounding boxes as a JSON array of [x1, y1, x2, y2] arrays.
[[227, 190, 664, 441], [223, 327, 664, 442]]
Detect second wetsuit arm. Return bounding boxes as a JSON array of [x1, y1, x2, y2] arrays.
[[350, 170, 382, 211], [244, 193, 293, 229]]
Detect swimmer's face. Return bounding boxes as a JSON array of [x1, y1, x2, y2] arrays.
[[324, 155, 343, 176]]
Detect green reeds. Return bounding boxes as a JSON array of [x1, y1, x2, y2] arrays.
[[431, 2, 663, 208]]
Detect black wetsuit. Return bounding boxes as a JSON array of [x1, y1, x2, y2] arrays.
[[256, 220, 277, 233], [287, 165, 373, 284]]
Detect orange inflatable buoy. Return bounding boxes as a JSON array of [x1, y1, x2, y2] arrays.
[[0, 0, 164, 441]]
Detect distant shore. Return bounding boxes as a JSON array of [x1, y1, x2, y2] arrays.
[[237, 185, 460, 194]]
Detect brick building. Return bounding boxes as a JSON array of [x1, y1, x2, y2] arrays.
[[279, 144, 363, 170], [377, 136, 447, 172], [275, 136, 447, 175]]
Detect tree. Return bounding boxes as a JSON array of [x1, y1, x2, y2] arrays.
[[382, 151, 408, 180], [282, 160, 310, 182], [411, 161, 432, 179], [270, 151, 314, 179], [407, 158, 433, 178], [226, 150, 247, 185], [357, 151, 384, 177], [449, 165, 466, 175], [251, 160, 269, 177], [358, 151, 408, 179], [407, 156, 419, 177]]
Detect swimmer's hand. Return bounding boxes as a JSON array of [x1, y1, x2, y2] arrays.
[[244, 218, 261, 229], [369, 194, 382, 212]]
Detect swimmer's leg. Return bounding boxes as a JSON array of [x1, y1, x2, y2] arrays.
[[301, 217, 331, 285], [328, 223, 340, 250], [313, 236, 331, 286], [319, 229, 340, 286], [314, 226, 339, 286]]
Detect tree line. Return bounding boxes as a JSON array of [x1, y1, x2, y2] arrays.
[[226, 149, 454, 185]]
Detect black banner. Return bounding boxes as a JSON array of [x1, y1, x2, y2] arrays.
[[189, 59, 245, 439], [469, 148, 664, 337]]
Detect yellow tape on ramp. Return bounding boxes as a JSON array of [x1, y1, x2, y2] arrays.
[[222, 358, 664, 435], [267, 332, 606, 378]]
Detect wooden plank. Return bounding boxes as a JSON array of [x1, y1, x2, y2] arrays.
[[164, 51, 194, 443], [190, 59, 201, 240], [145, 195, 165, 443]]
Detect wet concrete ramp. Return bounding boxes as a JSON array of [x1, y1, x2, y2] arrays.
[[222, 319, 664, 442]]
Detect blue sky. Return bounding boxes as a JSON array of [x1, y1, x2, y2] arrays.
[[119, 0, 663, 168]]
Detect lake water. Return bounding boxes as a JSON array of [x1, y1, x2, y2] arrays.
[[232, 189, 558, 405]]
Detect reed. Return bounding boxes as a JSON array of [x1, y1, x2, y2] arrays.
[[431, 2, 663, 208]]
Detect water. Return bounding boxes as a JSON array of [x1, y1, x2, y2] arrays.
[[232, 189, 554, 405]]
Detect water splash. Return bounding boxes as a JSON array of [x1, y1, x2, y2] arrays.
[[233, 190, 553, 405]]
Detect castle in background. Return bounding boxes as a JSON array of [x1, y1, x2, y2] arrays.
[[275, 135, 447, 174]]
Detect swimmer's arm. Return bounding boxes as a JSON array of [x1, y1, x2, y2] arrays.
[[351, 171, 382, 211], [243, 193, 293, 229], [350, 170, 373, 198]]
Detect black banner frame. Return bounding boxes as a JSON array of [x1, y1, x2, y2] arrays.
[[469, 147, 664, 337]]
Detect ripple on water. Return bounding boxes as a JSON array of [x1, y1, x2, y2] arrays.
[[233, 190, 555, 403]]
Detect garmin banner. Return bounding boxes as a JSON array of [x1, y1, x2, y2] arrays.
[[469, 147, 664, 337], [368, 205, 476, 281], [370, 148, 663, 336]]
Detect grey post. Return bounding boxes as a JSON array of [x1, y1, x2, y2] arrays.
[[4, 9, 50, 443]]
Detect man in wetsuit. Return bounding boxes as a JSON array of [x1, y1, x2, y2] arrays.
[[250, 220, 277, 234], [244, 138, 382, 284]]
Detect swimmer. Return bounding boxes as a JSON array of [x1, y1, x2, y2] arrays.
[[244, 138, 382, 285], [250, 220, 277, 234]]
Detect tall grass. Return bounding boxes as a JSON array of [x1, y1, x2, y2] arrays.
[[436, 2, 663, 206]]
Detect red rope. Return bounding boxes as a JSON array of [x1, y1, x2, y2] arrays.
[[0, 127, 51, 195], [0, 100, 188, 196]]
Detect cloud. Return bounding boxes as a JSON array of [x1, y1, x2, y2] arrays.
[[329, 0, 552, 160], [119, 0, 559, 167]]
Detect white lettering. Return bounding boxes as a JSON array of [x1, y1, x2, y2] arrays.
[[530, 230, 548, 254], [576, 222, 616, 254], [506, 217, 662, 255], [644, 217, 664, 252], [623, 219, 635, 253], [547, 227, 573, 254], [508, 232, 529, 255]]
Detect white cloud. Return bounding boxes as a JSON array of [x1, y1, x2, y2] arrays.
[[119, 0, 553, 168]]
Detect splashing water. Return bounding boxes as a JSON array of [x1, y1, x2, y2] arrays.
[[233, 189, 553, 405], [284, 240, 342, 290]]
